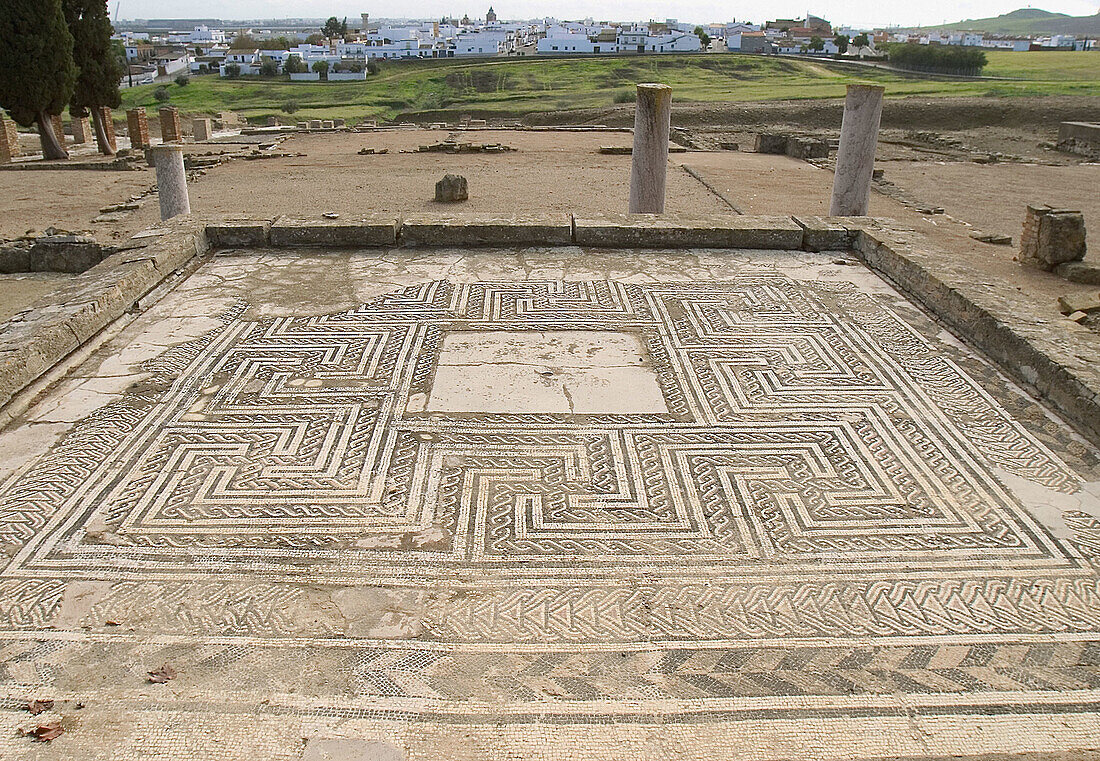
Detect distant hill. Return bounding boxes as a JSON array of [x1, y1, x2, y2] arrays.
[[906, 8, 1100, 36]]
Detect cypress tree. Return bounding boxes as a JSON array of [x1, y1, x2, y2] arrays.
[[64, 0, 123, 155], [0, 0, 77, 160]]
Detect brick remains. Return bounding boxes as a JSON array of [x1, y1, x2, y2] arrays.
[[0, 116, 19, 163], [160, 106, 182, 143], [71, 116, 91, 144], [127, 109, 150, 149], [50, 114, 66, 148]]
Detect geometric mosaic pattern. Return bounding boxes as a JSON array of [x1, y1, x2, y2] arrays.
[[2, 272, 1099, 755], [0, 278, 1092, 645]]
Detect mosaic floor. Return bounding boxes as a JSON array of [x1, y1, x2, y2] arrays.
[[1, 247, 1099, 760]]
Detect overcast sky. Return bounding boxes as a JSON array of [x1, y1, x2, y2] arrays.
[[113, 0, 1098, 29]]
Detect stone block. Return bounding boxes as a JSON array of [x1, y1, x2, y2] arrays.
[[786, 137, 829, 160], [127, 108, 150, 149], [1053, 259, 1100, 286], [268, 217, 399, 247], [308, 120, 322, 130], [71, 116, 91, 144], [754, 133, 788, 154], [573, 214, 804, 250], [434, 174, 468, 203], [205, 220, 271, 247], [192, 118, 213, 141], [333, 118, 346, 127], [265, 116, 278, 127], [159, 106, 182, 143], [399, 214, 572, 247], [792, 216, 853, 251], [1057, 121, 1100, 147], [0, 116, 19, 162], [1020, 204, 1087, 270], [321, 120, 334, 129]]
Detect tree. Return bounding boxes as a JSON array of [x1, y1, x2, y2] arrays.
[[224, 63, 241, 78], [311, 59, 330, 79], [153, 86, 169, 102], [366, 57, 379, 75], [321, 16, 347, 39], [693, 25, 710, 48], [833, 34, 849, 54], [809, 36, 824, 52], [283, 54, 307, 74], [0, 0, 77, 159], [63, 0, 123, 156], [282, 100, 299, 114], [259, 58, 278, 77], [852, 33, 870, 48], [174, 73, 189, 86], [305, 33, 325, 44]]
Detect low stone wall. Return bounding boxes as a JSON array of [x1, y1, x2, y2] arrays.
[[3, 213, 1098, 452], [0, 234, 117, 274], [0, 219, 209, 415]]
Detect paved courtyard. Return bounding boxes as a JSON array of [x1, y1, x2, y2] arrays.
[[1, 245, 1100, 759]]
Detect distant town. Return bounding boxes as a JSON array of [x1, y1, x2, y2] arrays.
[[114, 8, 1096, 85]]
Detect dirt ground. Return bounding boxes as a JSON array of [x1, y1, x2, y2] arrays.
[[1, 121, 1097, 306]]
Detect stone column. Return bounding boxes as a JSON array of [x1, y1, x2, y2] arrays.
[[159, 106, 182, 143], [152, 144, 190, 220], [51, 114, 66, 148], [127, 108, 150, 149], [0, 116, 19, 163], [71, 116, 91, 144], [192, 118, 212, 141], [829, 84, 884, 216], [628, 83, 672, 214]]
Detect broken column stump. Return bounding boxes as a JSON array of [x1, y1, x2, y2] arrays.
[[435, 174, 468, 203], [628, 83, 673, 214], [1020, 204, 1087, 270]]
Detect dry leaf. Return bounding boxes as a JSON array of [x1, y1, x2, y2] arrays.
[[20, 721, 63, 742], [147, 663, 177, 683], [26, 699, 53, 715]]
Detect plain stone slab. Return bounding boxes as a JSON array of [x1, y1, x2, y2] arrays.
[[269, 217, 399, 247], [425, 330, 667, 414], [573, 214, 804, 249], [399, 214, 572, 247], [206, 220, 271, 247], [1055, 259, 1100, 286], [792, 216, 855, 251]]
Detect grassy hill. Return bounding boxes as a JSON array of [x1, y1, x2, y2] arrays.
[[119, 52, 1100, 124], [914, 7, 1100, 35]]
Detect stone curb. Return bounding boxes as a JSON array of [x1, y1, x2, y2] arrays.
[[573, 214, 805, 250], [851, 220, 1100, 448], [399, 214, 573, 247], [208, 214, 826, 251], [268, 216, 399, 247], [0, 219, 209, 412]]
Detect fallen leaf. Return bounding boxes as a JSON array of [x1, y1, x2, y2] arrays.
[[147, 663, 177, 683], [26, 699, 53, 715], [20, 721, 63, 742]]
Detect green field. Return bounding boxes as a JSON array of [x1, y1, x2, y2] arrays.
[[117, 51, 1100, 124]]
